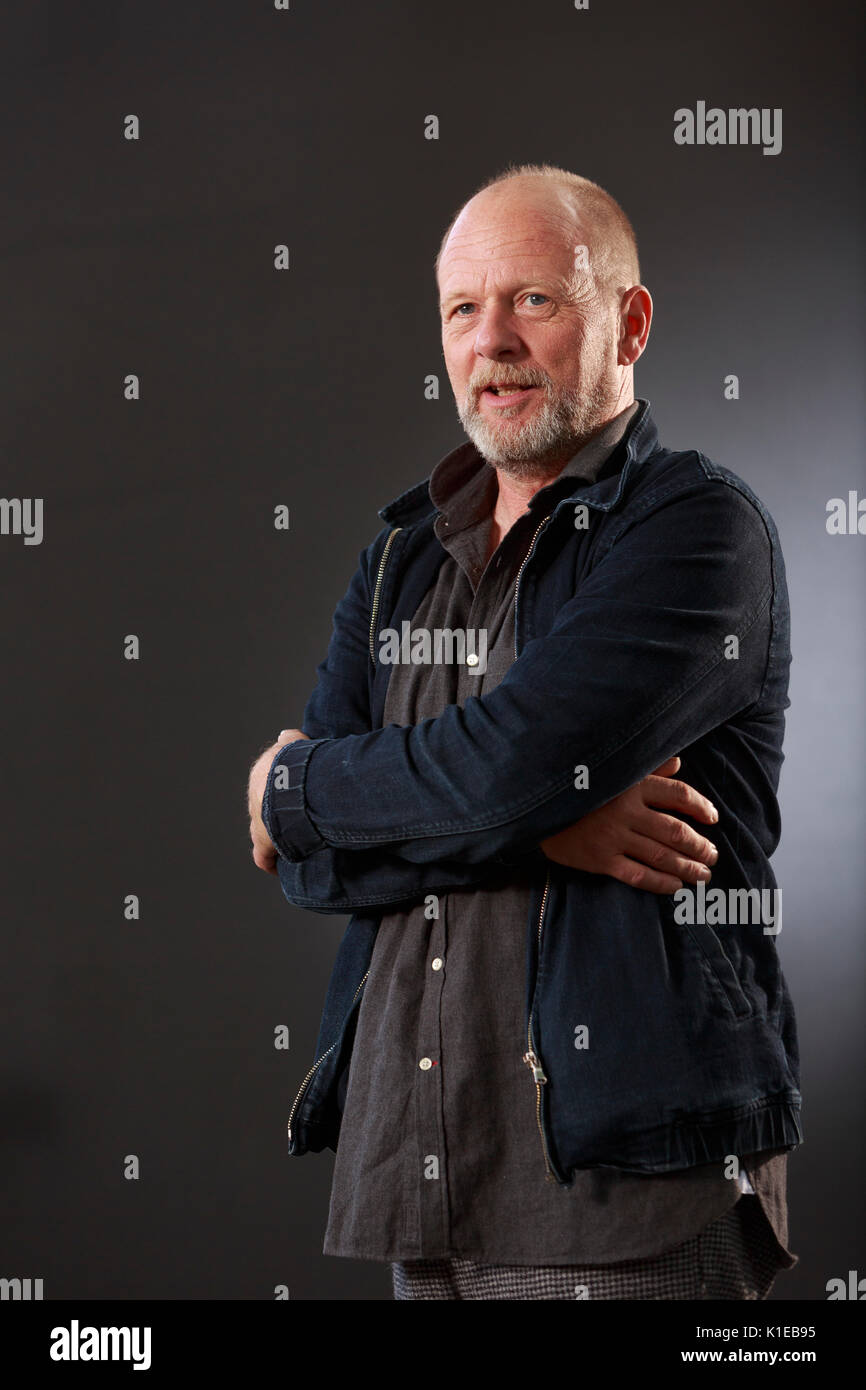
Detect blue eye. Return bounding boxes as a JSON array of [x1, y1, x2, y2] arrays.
[[454, 303, 474, 315], [526, 294, 548, 306]]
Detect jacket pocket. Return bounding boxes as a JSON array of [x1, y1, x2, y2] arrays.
[[682, 918, 753, 1022]]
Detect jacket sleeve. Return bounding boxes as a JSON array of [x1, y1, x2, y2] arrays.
[[298, 535, 380, 740], [263, 480, 783, 869], [267, 528, 536, 910]]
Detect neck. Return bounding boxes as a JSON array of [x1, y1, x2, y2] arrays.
[[482, 398, 636, 564], [485, 438, 586, 550], [484, 472, 557, 565]]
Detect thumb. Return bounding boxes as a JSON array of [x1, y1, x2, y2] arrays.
[[650, 755, 681, 778]]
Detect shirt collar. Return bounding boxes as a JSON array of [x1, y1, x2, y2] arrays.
[[429, 399, 641, 534]]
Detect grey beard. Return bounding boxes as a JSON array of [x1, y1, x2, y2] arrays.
[[457, 383, 609, 479]]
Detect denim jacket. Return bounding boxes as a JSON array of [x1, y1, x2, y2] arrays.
[[262, 398, 803, 1181]]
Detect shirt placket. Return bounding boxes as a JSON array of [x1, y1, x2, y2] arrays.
[[413, 526, 528, 1256], [414, 877, 451, 1252]]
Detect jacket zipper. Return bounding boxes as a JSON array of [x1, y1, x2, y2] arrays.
[[369, 526, 402, 663], [361, 511, 557, 1175], [294, 526, 395, 1140], [513, 514, 552, 659], [514, 513, 558, 1179], [287, 969, 370, 1144], [522, 870, 558, 1182]]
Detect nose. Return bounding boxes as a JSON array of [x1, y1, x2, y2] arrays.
[[472, 303, 523, 360]]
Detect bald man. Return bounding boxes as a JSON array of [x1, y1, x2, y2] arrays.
[[249, 164, 802, 1300]]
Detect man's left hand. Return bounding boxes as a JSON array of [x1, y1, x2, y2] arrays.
[[248, 728, 309, 875]]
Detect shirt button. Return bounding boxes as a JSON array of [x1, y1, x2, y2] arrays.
[[466, 653, 479, 667], [419, 1057, 433, 1070], [431, 957, 444, 971]]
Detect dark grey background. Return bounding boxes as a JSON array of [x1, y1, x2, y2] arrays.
[[1, 0, 862, 1300]]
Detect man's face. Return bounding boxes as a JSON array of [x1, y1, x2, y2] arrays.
[[438, 188, 621, 476]]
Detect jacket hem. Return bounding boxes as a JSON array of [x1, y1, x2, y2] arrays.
[[560, 1094, 803, 1177]]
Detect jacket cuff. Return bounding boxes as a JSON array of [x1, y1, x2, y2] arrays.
[[261, 738, 330, 863]]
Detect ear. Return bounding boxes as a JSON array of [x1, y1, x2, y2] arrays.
[[618, 286, 653, 366]]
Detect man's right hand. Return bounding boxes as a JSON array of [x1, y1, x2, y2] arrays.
[[539, 756, 719, 894]]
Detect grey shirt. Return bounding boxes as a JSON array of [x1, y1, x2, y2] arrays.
[[323, 402, 794, 1266]]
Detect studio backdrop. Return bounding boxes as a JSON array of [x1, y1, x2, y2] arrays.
[[2, 0, 863, 1301]]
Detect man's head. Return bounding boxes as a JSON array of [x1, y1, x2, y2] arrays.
[[435, 163, 652, 477]]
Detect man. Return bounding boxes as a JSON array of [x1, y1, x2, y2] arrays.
[[247, 164, 802, 1300]]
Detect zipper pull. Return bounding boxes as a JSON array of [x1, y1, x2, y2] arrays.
[[522, 1049, 547, 1084]]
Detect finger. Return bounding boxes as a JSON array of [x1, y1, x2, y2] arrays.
[[252, 844, 277, 874], [607, 853, 683, 896], [249, 818, 275, 859], [639, 774, 718, 824], [630, 810, 719, 865], [622, 830, 714, 884], [650, 755, 680, 778]]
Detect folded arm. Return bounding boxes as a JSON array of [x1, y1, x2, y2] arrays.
[[261, 483, 775, 879], [251, 532, 534, 909]]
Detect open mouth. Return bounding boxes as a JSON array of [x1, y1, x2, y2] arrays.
[[482, 383, 539, 403]]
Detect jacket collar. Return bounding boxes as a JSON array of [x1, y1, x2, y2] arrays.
[[378, 397, 660, 526]]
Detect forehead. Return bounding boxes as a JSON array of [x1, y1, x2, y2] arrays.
[[438, 193, 587, 296]]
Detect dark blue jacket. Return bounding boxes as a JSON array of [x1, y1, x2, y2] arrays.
[[262, 398, 802, 1182]]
